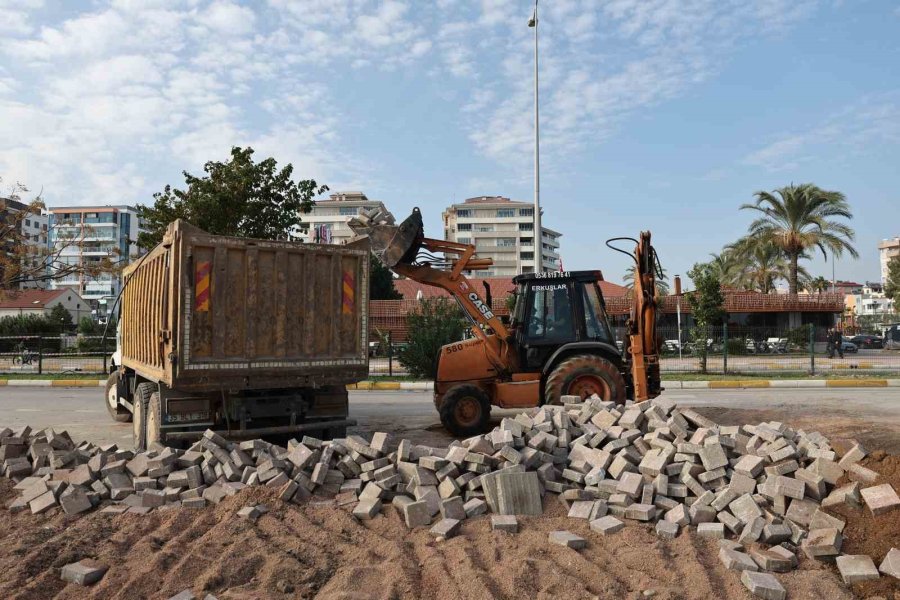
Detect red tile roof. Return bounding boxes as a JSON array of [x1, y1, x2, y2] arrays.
[[0, 289, 68, 309], [392, 277, 627, 300]]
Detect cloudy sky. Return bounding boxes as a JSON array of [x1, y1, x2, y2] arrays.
[[1, 0, 898, 283]]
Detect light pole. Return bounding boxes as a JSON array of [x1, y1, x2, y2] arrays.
[[528, 1, 542, 273]]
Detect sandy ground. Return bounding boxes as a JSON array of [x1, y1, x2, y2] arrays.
[[0, 388, 898, 599]]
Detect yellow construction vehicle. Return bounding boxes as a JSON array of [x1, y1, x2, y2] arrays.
[[351, 208, 662, 436]]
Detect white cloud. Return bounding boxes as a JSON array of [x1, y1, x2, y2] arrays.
[[743, 93, 900, 171], [202, 0, 257, 36]]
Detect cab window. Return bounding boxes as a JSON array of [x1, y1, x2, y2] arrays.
[[526, 283, 574, 342], [582, 283, 613, 343]]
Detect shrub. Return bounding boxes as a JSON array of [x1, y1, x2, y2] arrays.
[[398, 299, 468, 380]]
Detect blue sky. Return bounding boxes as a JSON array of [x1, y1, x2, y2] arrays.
[[1, 0, 898, 285]]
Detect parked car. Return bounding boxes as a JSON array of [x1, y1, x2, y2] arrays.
[[840, 337, 858, 354], [849, 334, 883, 349]]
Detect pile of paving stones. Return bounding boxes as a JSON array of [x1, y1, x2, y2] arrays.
[[3, 396, 900, 598]]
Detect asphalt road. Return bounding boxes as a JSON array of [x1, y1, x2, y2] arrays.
[[1, 387, 898, 451]]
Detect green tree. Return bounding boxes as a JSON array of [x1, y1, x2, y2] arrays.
[[49, 304, 73, 331], [727, 237, 808, 294], [885, 257, 900, 302], [369, 255, 401, 300], [807, 275, 830, 294], [740, 183, 857, 294], [398, 299, 468, 379], [707, 250, 743, 288], [137, 147, 328, 248], [687, 262, 726, 374]]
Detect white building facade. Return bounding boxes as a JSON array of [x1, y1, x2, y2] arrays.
[[1, 197, 49, 289], [442, 196, 561, 277], [293, 191, 394, 245], [879, 237, 900, 284], [46, 205, 143, 307]]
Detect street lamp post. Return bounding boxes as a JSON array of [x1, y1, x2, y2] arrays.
[[528, 1, 542, 273]]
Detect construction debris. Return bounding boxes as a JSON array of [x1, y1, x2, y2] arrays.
[[2, 396, 898, 594], [60, 559, 108, 586]]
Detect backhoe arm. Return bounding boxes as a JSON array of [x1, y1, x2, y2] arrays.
[[627, 231, 662, 401]]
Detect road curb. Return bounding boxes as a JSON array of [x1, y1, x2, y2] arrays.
[[0, 379, 895, 390]]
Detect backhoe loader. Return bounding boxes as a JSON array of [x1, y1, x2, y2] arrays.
[[350, 208, 662, 436]]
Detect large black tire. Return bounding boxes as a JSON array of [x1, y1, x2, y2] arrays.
[[544, 354, 626, 405], [146, 391, 165, 448], [132, 382, 154, 452], [105, 373, 132, 423], [439, 384, 491, 437]]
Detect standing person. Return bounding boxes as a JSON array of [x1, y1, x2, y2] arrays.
[[835, 327, 845, 359], [826, 328, 835, 359]]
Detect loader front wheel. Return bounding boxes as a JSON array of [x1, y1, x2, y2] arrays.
[[544, 354, 626, 405], [105, 373, 132, 423], [439, 384, 491, 437]]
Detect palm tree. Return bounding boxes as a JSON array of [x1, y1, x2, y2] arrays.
[[708, 250, 743, 288], [727, 237, 809, 294], [807, 276, 830, 294], [623, 264, 670, 296], [741, 184, 858, 294]]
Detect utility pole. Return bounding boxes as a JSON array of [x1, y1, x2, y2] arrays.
[[528, 1, 542, 273]]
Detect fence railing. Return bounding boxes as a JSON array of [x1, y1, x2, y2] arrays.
[[0, 335, 110, 375]]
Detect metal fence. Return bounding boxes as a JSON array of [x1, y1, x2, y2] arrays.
[[3, 324, 897, 378], [0, 335, 110, 375]]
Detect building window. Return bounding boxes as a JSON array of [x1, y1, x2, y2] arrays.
[[497, 209, 515, 218], [475, 225, 493, 232], [458, 237, 471, 244], [25, 219, 31, 227], [458, 223, 472, 231], [519, 223, 533, 231], [498, 238, 516, 247], [520, 252, 534, 260], [457, 209, 471, 218], [339, 207, 359, 216], [519, 208, 533, 217]]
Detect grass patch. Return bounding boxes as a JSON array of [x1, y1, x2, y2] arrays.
[[0, 373, 104, 380]]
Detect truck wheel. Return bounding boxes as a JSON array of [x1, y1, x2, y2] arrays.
[[146, 391, 165, 448], [544, 354, 626, 405], [132, 382, 154, 451], [105, 373, 132, 423], [439, 384, 491, 437]]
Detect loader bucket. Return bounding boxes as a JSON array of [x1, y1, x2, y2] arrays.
[[349, 207, 424, 268]]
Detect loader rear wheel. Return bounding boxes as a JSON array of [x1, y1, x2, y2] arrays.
[[544, 354, 626, 405], [132, 382, 154, 451], [439, 384, 491, 437], [105, 373, 131, 423]]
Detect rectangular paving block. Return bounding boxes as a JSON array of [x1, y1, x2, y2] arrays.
[[492, 471, 542, 516], [463, 498, 487, 518], [549, 530, 587, 550], [750, 547, 794, 573], [440, 496, 466, 520], [402, 500, 432, 529], [430, 518, 461, 539], [860, 483, 900, 516], [590, 515, 624, 534], [740, 571, 786, 600], [352, 498, 382, 520], [879, 547, 900, 579], [802, 528, 842, 559], [491, 515, 518, 533], [236, 506, 261, 522], [719, 548, 759, 572], [697, 523, 725, 539], [835, 554, 880, 584], [624, 503, 656, 522], [60, 559, 108, 586], [655, 520, 678, 539]]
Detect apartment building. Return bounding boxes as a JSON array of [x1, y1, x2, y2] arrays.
[[292, 191, 394, 245], [880, 237, 900, 284], [442, 196, 561, 277], [46, 205, 143, 307], [0, 197, 49, 289]]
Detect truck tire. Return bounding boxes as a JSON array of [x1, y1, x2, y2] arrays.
[[132, 382, 154, 451], [105, 373, 132, 423], [544, 354, 626, 405], [146, 391, 165, 448], [439, 384, 491, 437]]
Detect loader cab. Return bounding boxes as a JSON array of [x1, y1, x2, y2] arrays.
[[510, 271, 616, 371]]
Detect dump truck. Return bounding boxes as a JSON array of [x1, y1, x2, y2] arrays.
[[350, 208, 662, 436], [104, 220, 369, 450]]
